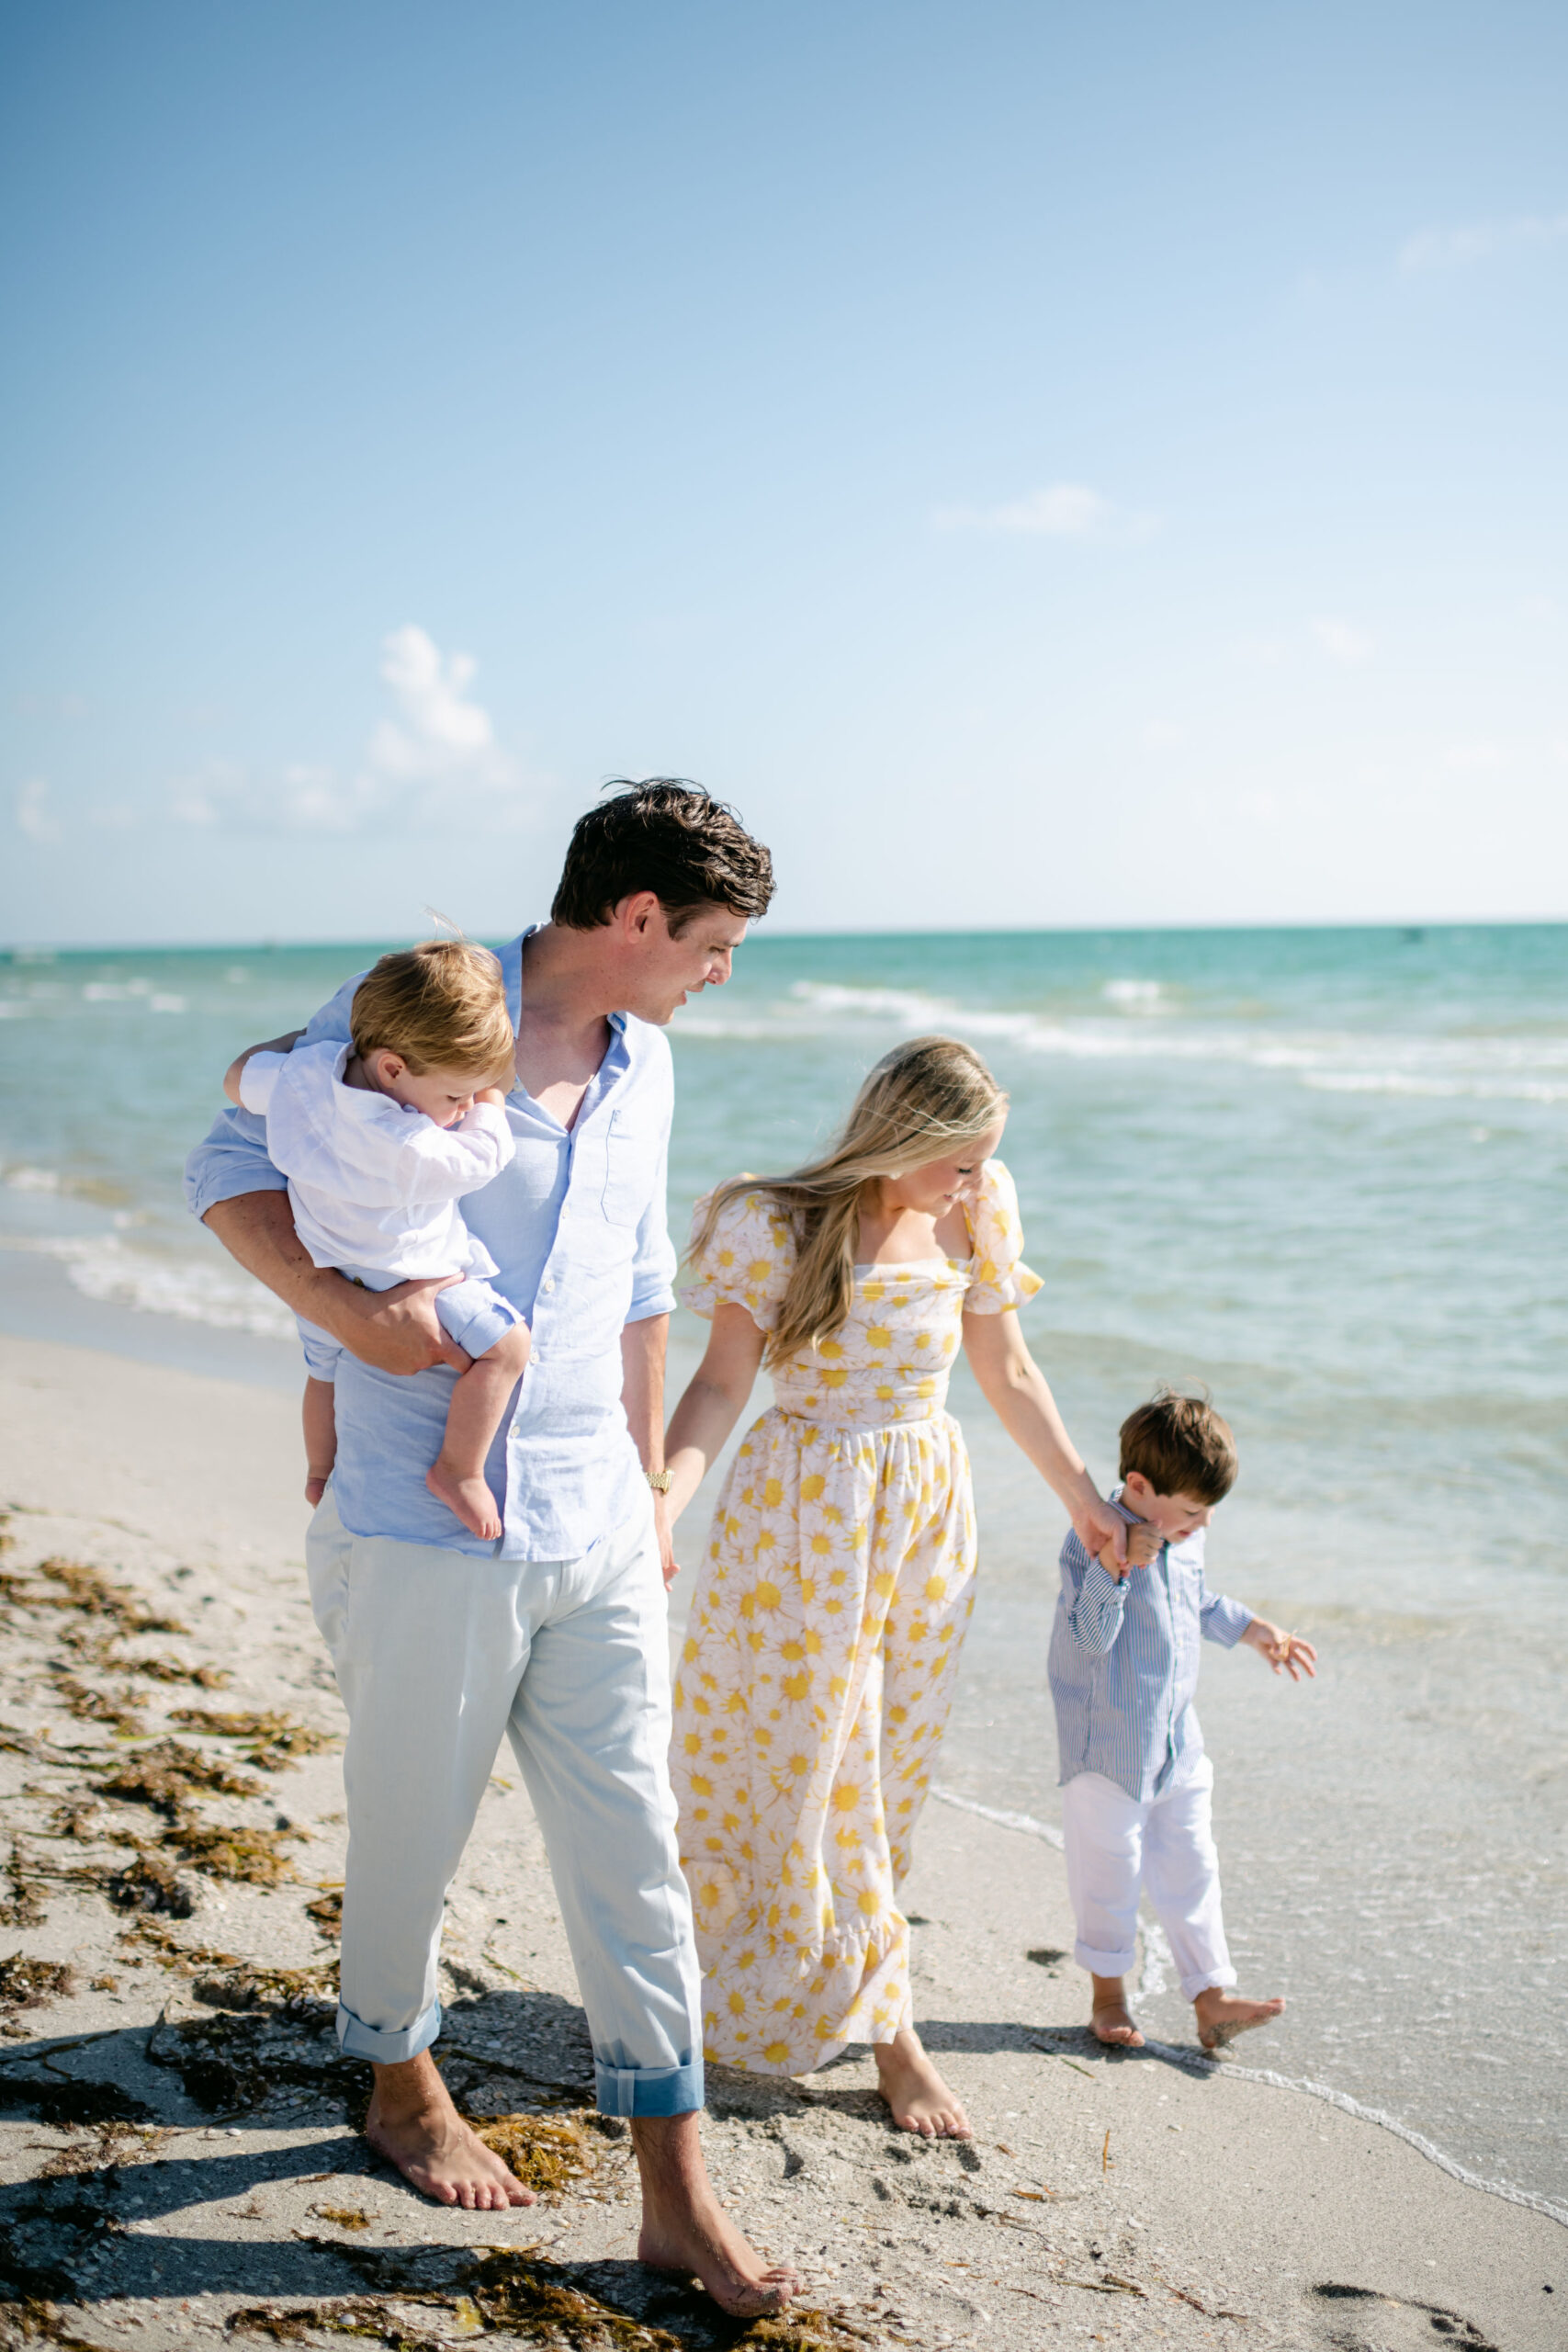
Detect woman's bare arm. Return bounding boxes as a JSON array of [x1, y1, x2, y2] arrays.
[[221, 1029, 305, 1106], [663, 1302, 766, 1527], [202, 1192, 468, 1376], [962, 1310, 1125, 1562]]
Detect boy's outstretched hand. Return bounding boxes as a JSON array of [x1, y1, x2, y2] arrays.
[[1241, 1616, 1317, 1680]]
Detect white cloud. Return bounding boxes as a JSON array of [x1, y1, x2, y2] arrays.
[[1444, 741, 1509, 775], [15, 777, 61, 842], [932, 481, 1152, 541], [1311, 616, 1375, 665], [169, 628, 536, 833], [1399, 213, 1568, 271]]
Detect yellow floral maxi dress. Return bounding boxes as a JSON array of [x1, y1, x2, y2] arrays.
[[671, 1159, 1042, 2075]]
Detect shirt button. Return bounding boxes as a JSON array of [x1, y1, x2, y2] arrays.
[[542, 1276, 554, 1292]]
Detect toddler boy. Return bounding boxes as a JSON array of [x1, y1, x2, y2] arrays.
[[222, 939, 531, 1543], [1046, 1390, 1315, 2052]]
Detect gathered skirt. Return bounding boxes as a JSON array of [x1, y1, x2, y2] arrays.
[[670, 1404, 978, 2074]]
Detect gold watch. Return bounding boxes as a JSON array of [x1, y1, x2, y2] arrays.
[[645, 1468, 672, 1494]]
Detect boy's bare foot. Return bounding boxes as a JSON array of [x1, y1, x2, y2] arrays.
[[1194, 1988, 1286, 2051], [634, 2114, 798, 2316], [1090, 2002, 1145, 2048], [366, 2052, 535, 2210], [874, 2027, 973, 2137], [425, 1459, 502, 1541], [1089, 1971, 1145, 2047]]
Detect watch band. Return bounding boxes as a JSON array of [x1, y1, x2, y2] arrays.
[[645, 1468, 672, 1494]]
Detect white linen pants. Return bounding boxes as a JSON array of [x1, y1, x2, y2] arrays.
[[1061, 1755, 1235, 2001], [306, 1485, 704, 2116]]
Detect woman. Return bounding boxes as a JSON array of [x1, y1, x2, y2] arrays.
[[663, 1035, 1123, 2136]]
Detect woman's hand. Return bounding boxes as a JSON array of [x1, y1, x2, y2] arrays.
[[662, 1303, 767, 1534]]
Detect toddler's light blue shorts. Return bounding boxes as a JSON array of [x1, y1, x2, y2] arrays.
[[296, 1273, 524, 1383]]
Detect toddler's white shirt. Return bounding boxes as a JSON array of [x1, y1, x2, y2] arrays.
[[238, 1040, 514, 1282]]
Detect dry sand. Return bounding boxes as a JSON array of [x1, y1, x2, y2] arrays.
[[0, 1333, 1561, 2352]]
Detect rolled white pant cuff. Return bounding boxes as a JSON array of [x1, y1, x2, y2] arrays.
[[595, 2058, 704, 2118], [1075, 1939, 1137, 1979], [336, 1996, 442, 2064], [1180, 1968, 1236, 2000]]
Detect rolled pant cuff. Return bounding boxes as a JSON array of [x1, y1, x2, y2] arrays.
[[1180, 1968, 1236, 2001], [337, 1996, 443, 2064], [1075, 1940, 1137, 1978], [595, 2057, 705, 2118]]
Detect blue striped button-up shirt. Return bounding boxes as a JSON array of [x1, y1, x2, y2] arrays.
[[1047, 1488, 1253, 1804], [183, 931, 678, 1561]]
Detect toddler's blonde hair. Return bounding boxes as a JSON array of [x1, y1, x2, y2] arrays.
[[350, 939, 514, 1084], [693, 1034, 1007, 1365]]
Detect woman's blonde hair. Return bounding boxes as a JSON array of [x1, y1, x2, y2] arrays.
[[694, 1035, 1008, 1364], [350, 939, 514, 1083]]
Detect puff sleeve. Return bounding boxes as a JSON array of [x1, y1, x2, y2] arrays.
[[962, 1159, 1043, 1314], [681, 1185, 796, 1333]]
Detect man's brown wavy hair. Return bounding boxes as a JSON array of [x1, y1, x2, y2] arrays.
[[550, 778, 775, 933]]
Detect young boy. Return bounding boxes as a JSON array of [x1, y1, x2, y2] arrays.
[[1046, 1389, 1315, 2052], [222, 939, 531, 1544]]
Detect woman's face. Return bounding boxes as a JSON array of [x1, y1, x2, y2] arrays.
[[881, 1117, 1007, 1218]]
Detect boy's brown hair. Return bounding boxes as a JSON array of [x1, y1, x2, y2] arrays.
[[350, 940, 514, 1082], [1118, 1389, 1237, 1505], [551, 778, 776, 933]]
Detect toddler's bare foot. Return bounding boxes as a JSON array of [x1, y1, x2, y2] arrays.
[[366, 2054, 534, 2211], [425, 1458, 502, 1541], [1195, 1988, 1286, 2051], [305, 1474, 329, 1507], [1090, 2001, 1145, 2048], [874, 2028, 972, 2137]]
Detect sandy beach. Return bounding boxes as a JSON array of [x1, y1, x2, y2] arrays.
[[0, 1333, 1561, 2352]]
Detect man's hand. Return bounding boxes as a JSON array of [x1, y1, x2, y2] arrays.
[[1241, 1617, 1317, 1681], [1074, 1491, 1128, 1569], [654, 1492, 679, 1590], [333, 1273, 472, 1378]]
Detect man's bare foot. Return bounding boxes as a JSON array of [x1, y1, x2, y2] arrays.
[[1089, 1971, 1145, 2047], [874, 2028, 973, 2137], [366, 2052, 535, 2211], [1194, 1988, 1286, 2051], [425, 1459, 502, 1541], [633, 2113, 798, 2318]]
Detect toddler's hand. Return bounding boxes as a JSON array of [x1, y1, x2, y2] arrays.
[[1244, 1616, 1317, 1680], [1124, 1523, 1163, 1569]]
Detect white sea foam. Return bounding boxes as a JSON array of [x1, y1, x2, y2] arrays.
[[4, 1165, 61, 1193], [674, 978, 1568, 1104], [26, 1235, 298, 1342]]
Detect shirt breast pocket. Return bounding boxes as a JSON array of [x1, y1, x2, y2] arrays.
[[602, 1110, 650, 1227]]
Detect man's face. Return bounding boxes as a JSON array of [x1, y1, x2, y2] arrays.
[[620, 897, 750, 1024]]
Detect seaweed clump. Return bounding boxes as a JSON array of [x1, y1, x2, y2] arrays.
[[105, 1849, 197, 1917], [473, 2110, 598, 2195], [169, 1708, 335, 1770], [96, 1739, 263, 1817], [0, 1954, 76, 2011]]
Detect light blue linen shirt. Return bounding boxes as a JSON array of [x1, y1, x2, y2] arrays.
[[1047, 1487, 1253, 1804], [184, 931, 677, 1560]]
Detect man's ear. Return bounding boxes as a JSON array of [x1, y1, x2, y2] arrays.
[[615, 889, 664, 941]]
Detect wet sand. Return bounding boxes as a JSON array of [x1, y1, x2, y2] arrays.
[[0, 1334, 1561, 2351]]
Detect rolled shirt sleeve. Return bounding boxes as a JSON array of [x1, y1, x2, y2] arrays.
[[1199, 1583, 1253, 1647], [1062, 1534, 1131, 1656]]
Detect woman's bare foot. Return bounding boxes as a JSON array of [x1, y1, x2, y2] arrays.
[[366, 2052, 535, 2211], [874, 2028, 973, 2137], [1089, 1972, 1145, 2047], [1194, 1988, 1286, 2051], [425, 1459, 502, 1541], [633, 2114, 798, 2317]]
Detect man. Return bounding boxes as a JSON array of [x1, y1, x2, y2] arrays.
[[185, 781, 794, 2317]]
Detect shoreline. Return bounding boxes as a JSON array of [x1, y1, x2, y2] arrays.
[[0, 1333, 1562, 2352]]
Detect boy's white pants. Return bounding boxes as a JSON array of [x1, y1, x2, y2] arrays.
[[306, 1485, 704, 2116], [1061, 1756, 1235, 2001]]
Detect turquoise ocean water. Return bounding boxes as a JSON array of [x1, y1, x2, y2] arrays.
[[1, 925, 1564, 2210]]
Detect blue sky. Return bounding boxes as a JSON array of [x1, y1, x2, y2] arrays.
[[3, 0, 1565, 944]]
